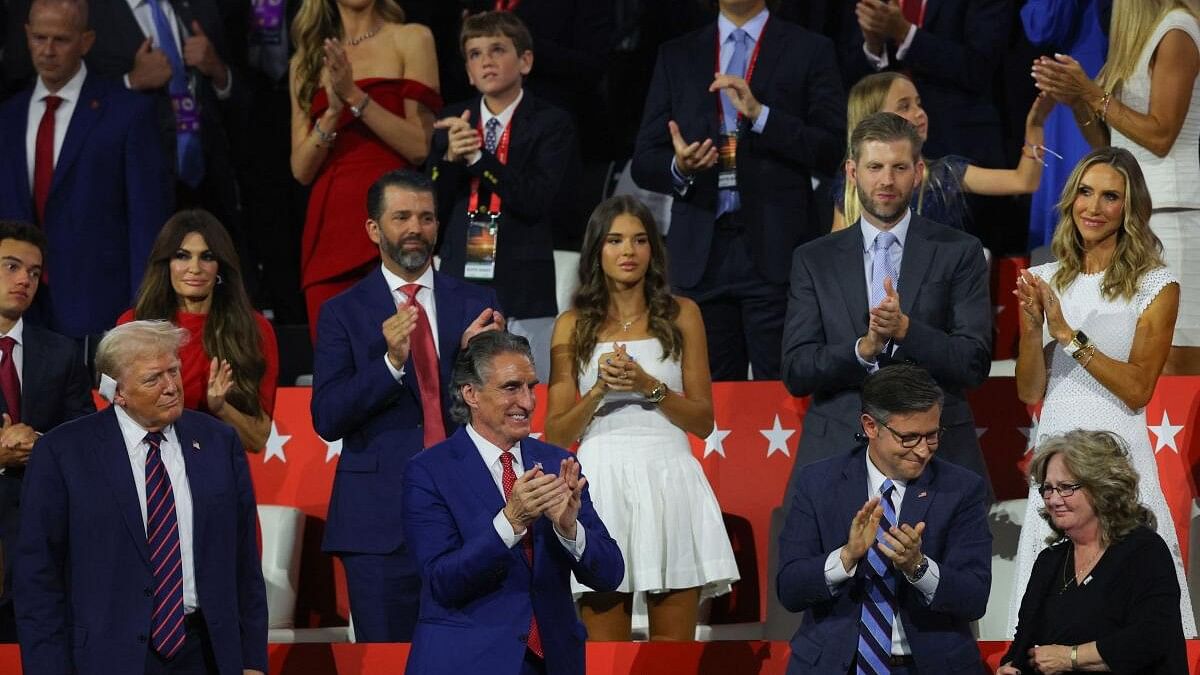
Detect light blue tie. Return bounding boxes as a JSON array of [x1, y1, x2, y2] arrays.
[[484, 117, 502, 154], [857, 479, 898, 675], [146, 0, 204, 187], [716, 29, 750, 219], [869, 231, 899, 309]]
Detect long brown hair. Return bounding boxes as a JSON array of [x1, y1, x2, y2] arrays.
[[1049, 147, 1164, 300], [570, 196, 681, 379], [290, 0, 406, 114], [132, 210, 266, 417]]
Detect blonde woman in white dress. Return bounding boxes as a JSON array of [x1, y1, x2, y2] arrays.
[[545, 196, 738, 641], [1010, 147, 1194, 638], [1032, 0, 1200, 374]]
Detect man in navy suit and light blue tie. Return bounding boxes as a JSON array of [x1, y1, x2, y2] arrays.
[[14, 320, 267, 674], [777, 364, 990, 674], [403, 330, 623, 675], [312, 169, 505, 642]]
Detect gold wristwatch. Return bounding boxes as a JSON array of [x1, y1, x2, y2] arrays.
[[1064, 330, 1091, 360], [645, 381, 668, 404]]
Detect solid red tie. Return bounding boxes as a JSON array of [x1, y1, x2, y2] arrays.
[[33, 95, 62, 226], [901, 0, 924, 26], [399, 284, 446, 448], [499, 451, 543, 658], [0, 337, 20, 424]]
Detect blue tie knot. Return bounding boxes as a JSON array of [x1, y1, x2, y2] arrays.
[[880, 478, 894, 496], [873, 231, 897, 254], [731, 28, 750, 50], [145, 431, 166, 449]]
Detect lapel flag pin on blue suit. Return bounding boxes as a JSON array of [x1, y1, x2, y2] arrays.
[[192, 440, 201, 452], [918, 491, 927, 498]]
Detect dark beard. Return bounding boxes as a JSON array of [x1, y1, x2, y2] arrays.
[[857, 182, 910, 225], [384, 236, 432, 273]]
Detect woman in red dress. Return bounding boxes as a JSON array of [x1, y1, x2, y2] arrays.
[[289, 0, 442, 336], [119, 210, 279, 452]]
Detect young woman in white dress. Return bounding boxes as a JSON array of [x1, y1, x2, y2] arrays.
[[544, 196, 738, 641], [1011, 146, 1193, 637]]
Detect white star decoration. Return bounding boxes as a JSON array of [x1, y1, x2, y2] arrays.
[[703, 422, 732, 458], [1018, 413, 1040, 454], [322, 437, 342, 463], [1148, 411, 1185, 455], [263, 422, 290, 463], [760, 415, 795, 458]]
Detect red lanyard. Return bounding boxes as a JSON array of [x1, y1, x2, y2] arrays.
[[715, 18, 768, 130], [494, 0, 520, 10], [468, 114, 513, 215]]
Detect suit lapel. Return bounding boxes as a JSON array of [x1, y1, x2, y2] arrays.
[[450, 428, 506, 517], [835, 228, 871, 337], [749, 16, 785, 105], [897, 217, 935, 316], [176, 415, 207, 554], [2, 91, 33, 208], [19, 326, 48, 424], [696, 25, 720, 142], [50, 75, 104, 199], [898, 462, 934, 527], [95, 407, 152, 567]]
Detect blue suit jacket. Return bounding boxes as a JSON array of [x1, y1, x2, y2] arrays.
[[0, 73, 172, 338], [402, 428, 623, 675], [14, 407, 267, 675], [312, 269, 501, 554], [631, 15, 846, 289], [777, 448, 991, 674]]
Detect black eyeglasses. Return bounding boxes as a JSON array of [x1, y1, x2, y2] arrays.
[[875, 419, 943, 449], [1039, 482, 1084, 498]]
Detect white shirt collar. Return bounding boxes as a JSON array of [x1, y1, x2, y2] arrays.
[[32, 61, 87, 104], [718, 7, 770, 44], [380, 261, 435, 296], [479, 88, 525, 132], [859, 207, 912, 253], [466, 422, 523, 464], [113, 404, 177, 457], [0, 318, 25, 346], [866, 449, 908, 497]]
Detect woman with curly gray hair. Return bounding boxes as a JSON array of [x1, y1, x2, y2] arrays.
[[1000, 430, 1187, 674]]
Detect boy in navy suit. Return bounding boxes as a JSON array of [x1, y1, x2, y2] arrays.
[[430, 11, 581, 382]]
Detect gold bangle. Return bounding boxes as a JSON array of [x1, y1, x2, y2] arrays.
[[1077, 344, 1097, 368], [1071, 644, 1079, 669]]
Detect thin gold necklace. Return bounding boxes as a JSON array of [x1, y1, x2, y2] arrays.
[[609, 310, 646, 332], [345, 25, 381, 46], [1060, 545, 1104, 591]]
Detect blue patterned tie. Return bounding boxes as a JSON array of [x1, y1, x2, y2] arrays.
[[484, 117, 501, 154], [857, 479, 899, 675], [716, 29, 750, 219], [146, 0, 205, 187], [145, 431, 186, 659], [869, 231, 899, 309]]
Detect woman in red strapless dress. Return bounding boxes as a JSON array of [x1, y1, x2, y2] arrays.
[[289, 0, 442, 336]]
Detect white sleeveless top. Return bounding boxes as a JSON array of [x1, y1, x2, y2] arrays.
[[1111, 9, 1200, 208]]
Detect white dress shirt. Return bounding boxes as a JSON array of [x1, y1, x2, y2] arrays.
[[121, 0, 233, 99], [853, 209, 912, 371], [25, 63, 87, 188], [465, 424, 586, 560], [114, 405, 199, 612], [381, 263, 440, 381], [467, 88, 525, 166], [822, 452, 942, 656]]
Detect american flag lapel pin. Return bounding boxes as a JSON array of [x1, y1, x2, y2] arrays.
[[918, 490, 928, 499], [192, 440, 201, 452]]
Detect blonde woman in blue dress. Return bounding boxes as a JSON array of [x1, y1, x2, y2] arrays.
[[545, 196, 739, 641]]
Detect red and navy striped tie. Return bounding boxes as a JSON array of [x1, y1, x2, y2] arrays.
[[145, 431, 186, 659], [857, 479, 898, 675]]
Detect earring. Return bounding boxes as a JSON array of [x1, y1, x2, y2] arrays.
[[216, 274, 224, 285]]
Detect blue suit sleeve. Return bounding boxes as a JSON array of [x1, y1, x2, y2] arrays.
[[229, 430, 268, 671], [13, 435, 72, 674], [124, 92, 172, 301], [925, 474, 991, 620], [776, 469, 839, 613], [63, 342, 97, 423], [561, 468, 623, 592]]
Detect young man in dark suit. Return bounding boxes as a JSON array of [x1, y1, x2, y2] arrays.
[[782, 112, 992, 504], [631, 0, 846, 381], [778, 364, 990, 674], [0, 0, 171, 340], [312, 169, 504, 642], [0, 221, 95, 642], [429, 10, 580, 383]]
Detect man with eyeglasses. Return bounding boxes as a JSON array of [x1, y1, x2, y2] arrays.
[[777, 363, 991, 674]]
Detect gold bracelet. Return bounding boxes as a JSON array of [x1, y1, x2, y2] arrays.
[[1071, 644, 1079, 669], [1076, 344, 1097, 368]]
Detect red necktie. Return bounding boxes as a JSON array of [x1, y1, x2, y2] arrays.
[[0, 337, 20, 424], [399, 284, 446, 448], [33, 95, 62, 226], [901, 0, 924, 26], [499, 451, 543, 658]]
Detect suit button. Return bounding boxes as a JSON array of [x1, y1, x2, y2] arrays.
[[137, 634, 147, 643]]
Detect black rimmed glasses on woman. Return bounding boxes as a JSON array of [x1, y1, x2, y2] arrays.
[[1039, 482, 1084, 499]]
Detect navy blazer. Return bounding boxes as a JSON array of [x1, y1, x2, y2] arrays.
[[0, 74, 171, 338], [430, 92, 580, 320], [631, 15, 846, 289], [838, 0, 1012, 165], [402, 428, 623, 675], [14, 407, 267, 675], [777, 448, 991, 674], [781, 214, 992, 485], [0, 324, 95, 604], [312, 269, 501, 554]]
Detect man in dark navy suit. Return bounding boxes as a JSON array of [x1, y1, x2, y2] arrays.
[[0, 221, 95, 642], [631, 0, 845, 381], [15, 320, 266, 674], [312, 169, 504, 642]]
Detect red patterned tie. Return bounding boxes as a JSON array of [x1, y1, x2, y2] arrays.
[[145, 432, 186, 659], [399, 284, 446, 448], [0, 337, 19, 423], [499, 451, 543, 658], [901, 0, 924, 26], [33, 95, 62, 225]]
